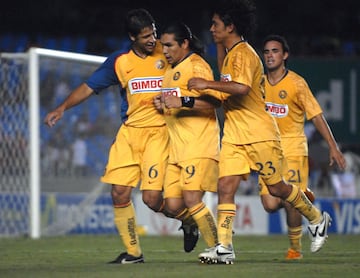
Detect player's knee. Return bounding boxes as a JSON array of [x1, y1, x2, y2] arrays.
[[267, 181, 291, 199], [217, 178, 238, 203], [111, 185, 132, 205], [262, 204, 278, 213], [142, 191, 162, 212], [261, 194, 282, 213], [164, 198, 185, 217]]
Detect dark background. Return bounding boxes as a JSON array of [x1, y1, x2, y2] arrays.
[[1, 0, 360, 56]]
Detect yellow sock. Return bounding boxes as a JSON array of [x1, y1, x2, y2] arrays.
[[176, 208, 196, 226], [113, 201, 142, 257], [217, 203, 236, 246], [286, 184, 321, 225], [189, 202, 218, 247], [288, 226, 302, 252]]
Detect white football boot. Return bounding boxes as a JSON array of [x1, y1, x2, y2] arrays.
[[198, 244, 235, 264], [308, 211, 332, 253]]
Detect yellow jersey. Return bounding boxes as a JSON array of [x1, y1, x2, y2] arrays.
[[162, 53, 221, 163], [114, 41, 168, 127], [220, 41, 280, 144], [265, 70, 323, 156]]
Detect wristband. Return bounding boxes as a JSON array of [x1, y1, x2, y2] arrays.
[[181, 96, 195, 108]]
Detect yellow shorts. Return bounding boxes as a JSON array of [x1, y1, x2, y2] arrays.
[[164, 158, 218, 199], [219, 140, 284, 185], [100, 124, 169, 191], [259, 155, 309, 195]]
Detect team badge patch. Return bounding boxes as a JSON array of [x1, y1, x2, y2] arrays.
[[173, 71, 181, 80], [279, 90, 287, 99], [155, 59, 165, 69]]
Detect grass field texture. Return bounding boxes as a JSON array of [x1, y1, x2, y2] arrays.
[[1, 234, 359, 278]]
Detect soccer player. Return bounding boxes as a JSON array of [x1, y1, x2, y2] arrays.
[[153, 22, 221, 256], [260, 34, 346, 259], [187, 0, 333, 264], [44, 9, 198, 264]]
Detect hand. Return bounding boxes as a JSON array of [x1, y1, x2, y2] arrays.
[[163, 95, 182, 109], [153, 94, 164, 112], [44, 109, 64, 127], [187, 77, 208, 91], [329, 147, 347, 171]]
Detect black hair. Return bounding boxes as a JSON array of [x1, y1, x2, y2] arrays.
[[125, 8, 155, 37], [211, 0, 257, 39], [263, 34, 290, 65], [263, 34, 290, 53], [162, 22, 205, 57]]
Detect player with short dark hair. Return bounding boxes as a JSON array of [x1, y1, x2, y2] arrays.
[[187, 0, 333, 264], [260, 34, 346, 260], [44, 8, 198, 264]]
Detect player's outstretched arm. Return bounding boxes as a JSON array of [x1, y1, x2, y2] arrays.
[[162, 95, 221, 110], [312, 113, 346, 170], [188, 77, 249, 96], [44, 83, 93, 127]]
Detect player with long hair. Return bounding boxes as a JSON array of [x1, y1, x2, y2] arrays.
[[187, 0, 333, 264], [154, 22, 221, 259]]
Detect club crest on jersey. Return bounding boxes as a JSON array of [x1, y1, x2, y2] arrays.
[[173, 71, 181, 81], [279, 90, 287, 99], [265, 102, 289, 118], [220, 73, 232, 82], [155, 59, 166, 69], [161, 87, 181, 97], [129, 77, 163, 94]]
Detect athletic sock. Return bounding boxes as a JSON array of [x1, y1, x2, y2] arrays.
[[175, 208, 196, 226], [113, 201, 142, 257], [189, 202, 218, 247], [217, 203, 236, 247], [286, 184, 322, 225], [288, 225, 302, 252]]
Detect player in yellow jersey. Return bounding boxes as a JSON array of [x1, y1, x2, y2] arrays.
[[187, 0, 334, 264], [153, 22, 221, 258], [260, 34, 346, 260], [44, 9, 198, 264]]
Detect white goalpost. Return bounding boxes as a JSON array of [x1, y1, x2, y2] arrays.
[[0, 48, 120, 238], [28, 48, 106, 238]]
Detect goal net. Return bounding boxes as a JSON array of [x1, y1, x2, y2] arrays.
[[0, 48, 121, 238]]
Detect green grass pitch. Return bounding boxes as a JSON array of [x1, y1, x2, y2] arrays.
[[1, 234, 359, 278]]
